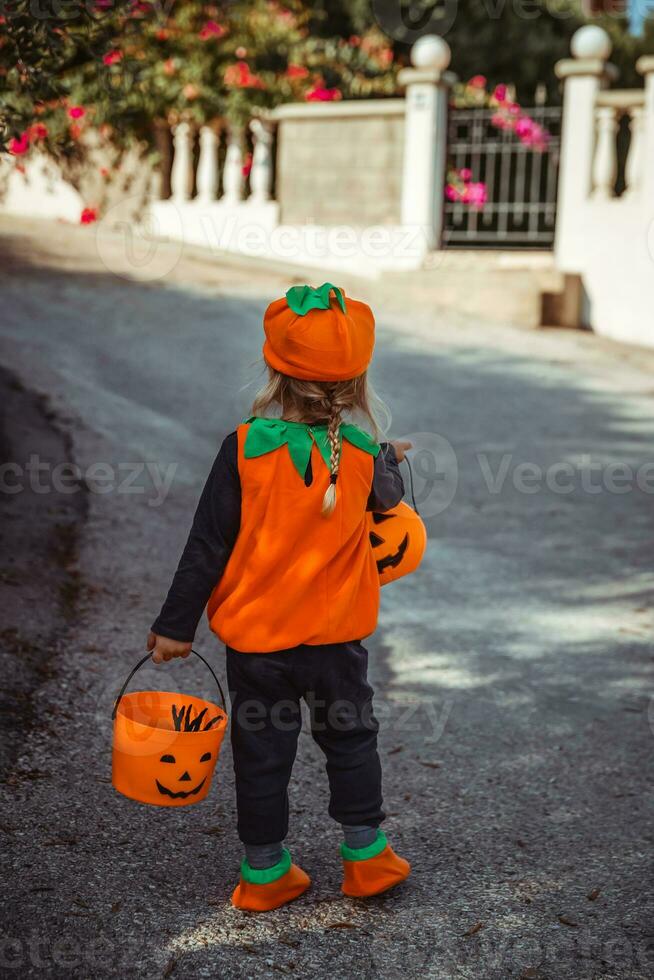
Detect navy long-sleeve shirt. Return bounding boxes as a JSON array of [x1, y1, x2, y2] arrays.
[[152, 435, 404, 642]]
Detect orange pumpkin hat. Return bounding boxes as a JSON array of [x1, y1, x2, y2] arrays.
[[263, 283, 375, 382]]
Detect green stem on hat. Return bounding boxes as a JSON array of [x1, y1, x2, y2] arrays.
[[285, 283, 346, 316]]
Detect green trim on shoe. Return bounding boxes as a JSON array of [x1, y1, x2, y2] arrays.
[[340, 831, 388, 863], [240, 848, 292, 885]]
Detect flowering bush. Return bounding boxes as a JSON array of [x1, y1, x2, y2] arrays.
[[1, 0, 399, 159], [445, 76, 553, 209], [452, 76, 551, 150], [445, 168, 488, 210]]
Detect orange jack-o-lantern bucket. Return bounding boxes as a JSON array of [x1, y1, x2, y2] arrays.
[[112, 650, 228, 807], [368, 500, 427, 586]]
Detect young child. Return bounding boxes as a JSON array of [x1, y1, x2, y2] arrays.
[[148, 282, 412, 911]]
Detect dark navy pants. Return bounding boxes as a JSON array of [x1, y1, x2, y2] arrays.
[[226, 641, 385, 845]]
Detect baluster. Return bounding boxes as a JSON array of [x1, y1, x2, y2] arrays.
[[624, 106, 646, 197], [222, 125, 244, 204], [153, 120, 173, 200], [171, 121, 194, 203], [592, 106, 618, 200], [248, 119, 274, 203], [196, 125, 219, 204]]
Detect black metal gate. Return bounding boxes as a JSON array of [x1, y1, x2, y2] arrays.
[[443, 106, 562, 248]]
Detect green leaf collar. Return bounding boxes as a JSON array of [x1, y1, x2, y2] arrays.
[[243, 417, 379, 478], [285, 282, 346, 316]]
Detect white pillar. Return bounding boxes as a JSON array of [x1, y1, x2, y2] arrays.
[[636, 56, 654, 204], [398, 36, 454, 251], [248, 119, 275, 203], [624, 106, 646, 198], [592, 106, 618, 200], [171, 121, 194, 203], [554, 26, 617, 271], [222, 125, 244, 204], [196, 125, 219, 204]]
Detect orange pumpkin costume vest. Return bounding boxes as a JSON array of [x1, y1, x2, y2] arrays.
[[207, 422, 380, 653]]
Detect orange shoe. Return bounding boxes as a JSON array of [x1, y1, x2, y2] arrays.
[[231, 849, 311, 912], [341, 832, 410, 897]]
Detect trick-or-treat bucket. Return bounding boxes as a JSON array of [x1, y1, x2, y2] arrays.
[[112, 650, 228, 807], [368, 457, 427, 587], [368, 499, 427, 586]]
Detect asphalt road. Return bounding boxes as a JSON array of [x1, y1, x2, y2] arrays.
[[0, 218, 652, 979]]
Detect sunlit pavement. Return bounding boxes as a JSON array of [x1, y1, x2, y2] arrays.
[[1, 218, 652, 979]]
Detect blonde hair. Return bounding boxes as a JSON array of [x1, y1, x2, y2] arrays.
[[251, 369, 389, 516]]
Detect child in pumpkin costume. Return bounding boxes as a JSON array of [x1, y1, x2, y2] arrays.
[[149, 283, 411, 911]]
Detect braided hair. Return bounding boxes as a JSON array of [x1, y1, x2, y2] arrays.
[[322, 395, 342, 517], [251, 368, 390, 518]]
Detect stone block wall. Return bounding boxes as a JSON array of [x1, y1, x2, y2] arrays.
[[274, 102, 405, 227]]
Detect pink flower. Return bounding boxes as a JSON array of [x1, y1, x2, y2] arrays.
[[515, 117, 534, 138], [102, 49, 122, 65], [286, 63, 309, 79], [459, 167, 472, 181], [80, 207, 98, 224], [462, 182, 487, 209], [68, 106, 86, 120], [9, 133, 30, 156], [199, 20, 225, 40], [271, 5, 295, 24], [469, 75, 487, 89], [445, 184, 460, 202], [28, 123, 48, 140], [305, 85, 342, 102], [493, 84, 507, 103], [224, 61, 265, 89]]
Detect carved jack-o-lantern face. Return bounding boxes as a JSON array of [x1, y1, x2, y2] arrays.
[[156, 750, 214, 800], [367, 501, 427, 586], [112, 690, 228, 807]]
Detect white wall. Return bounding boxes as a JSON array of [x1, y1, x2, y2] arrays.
[[555, 32, 654, 349], [0, 152, 84, 223]]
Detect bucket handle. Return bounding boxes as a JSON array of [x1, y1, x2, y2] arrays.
[[402, 454, 420, 517], [112, 649, 227, 720]]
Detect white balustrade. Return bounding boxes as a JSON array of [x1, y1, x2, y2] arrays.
[[171, 122, 194, 203], [249, 119, 275, 203], [162, 117, 278, 209], [591, 106, 618, 200], [222, 126, 244, 204], [624, 106, 646, 197], [196, 126, 219, 203], [555, 26, 654, 349]]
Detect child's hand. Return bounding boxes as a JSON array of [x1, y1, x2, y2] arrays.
[[390, 440, 413, 463], [147, 631, 192, 664]]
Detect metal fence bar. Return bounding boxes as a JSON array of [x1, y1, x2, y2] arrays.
[[444, 106, 562, 248]]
